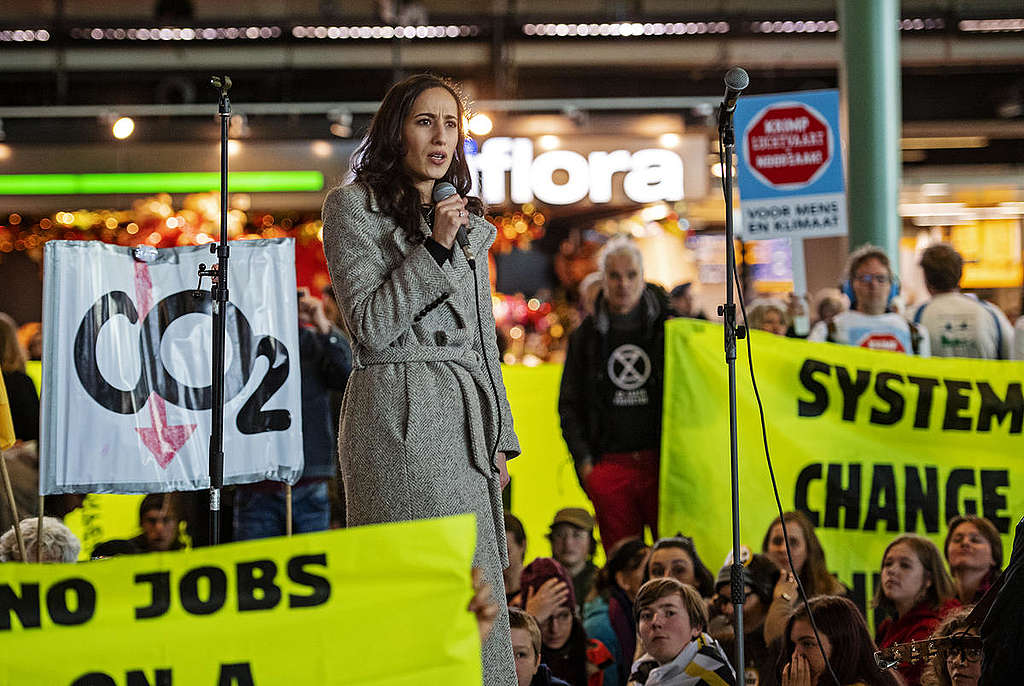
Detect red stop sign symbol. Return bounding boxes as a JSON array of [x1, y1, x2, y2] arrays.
[[744, 103, 833, 189]]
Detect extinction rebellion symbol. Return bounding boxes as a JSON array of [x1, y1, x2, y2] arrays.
[[608, 344, 651, 391]]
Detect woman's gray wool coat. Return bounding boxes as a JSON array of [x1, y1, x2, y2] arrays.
[[322, 182, 520, 686]]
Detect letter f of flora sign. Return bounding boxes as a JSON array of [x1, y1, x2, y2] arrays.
[[735, 90, 848, 241]]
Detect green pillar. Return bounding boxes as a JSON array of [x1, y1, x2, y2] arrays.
[[839, 0, 902, 273]]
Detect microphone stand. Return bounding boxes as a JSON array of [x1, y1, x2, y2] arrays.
[[717, 100, 747, 676], [196, 75, 232, 545]]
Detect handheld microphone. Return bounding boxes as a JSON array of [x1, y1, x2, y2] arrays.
[[718, 67, 749, 132], [431, 181, 475, 270]]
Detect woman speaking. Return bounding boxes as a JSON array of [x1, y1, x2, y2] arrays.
[[321, 74, 520, 684]]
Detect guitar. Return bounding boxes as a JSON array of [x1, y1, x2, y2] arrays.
[[873, 634, 982, 670]]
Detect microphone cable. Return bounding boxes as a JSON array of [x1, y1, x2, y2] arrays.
[[718, 135, 842, 686]]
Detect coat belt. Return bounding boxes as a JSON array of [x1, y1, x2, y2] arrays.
[[353, 344, 481, 370]]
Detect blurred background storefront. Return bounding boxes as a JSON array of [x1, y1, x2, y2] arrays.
[[1, 0, 1022, 361]]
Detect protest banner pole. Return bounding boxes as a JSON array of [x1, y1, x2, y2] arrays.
[[790, 238, 810, 336], [0, 452, 27, 561], [37, 495, 43, 562], [286, 484, 293, 537]]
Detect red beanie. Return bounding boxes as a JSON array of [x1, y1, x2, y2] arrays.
[[517, 557, 577, 611]]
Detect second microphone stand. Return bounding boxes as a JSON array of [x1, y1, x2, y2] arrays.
[[717, 104, 748, 676]]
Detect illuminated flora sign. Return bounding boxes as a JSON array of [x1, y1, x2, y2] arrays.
[[469, 137, 685, 206]]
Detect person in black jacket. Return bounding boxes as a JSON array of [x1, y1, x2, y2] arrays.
[[558, 236, 670, 556], [233, 292, 351, 539]]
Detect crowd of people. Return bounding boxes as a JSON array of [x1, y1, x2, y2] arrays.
[[496, 507, 998, 686], [1, 72, 1021, 686], [1, 224, 1018, 686]]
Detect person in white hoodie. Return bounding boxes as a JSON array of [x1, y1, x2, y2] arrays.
[[629, 578, 735, 686], [909, 243, 1013, 359]]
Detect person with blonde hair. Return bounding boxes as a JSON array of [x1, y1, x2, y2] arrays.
[[0, 312, 39, 442], [0, 516, 80, 562], [746, 298, 790, 336]]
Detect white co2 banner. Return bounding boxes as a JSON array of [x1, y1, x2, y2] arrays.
[[40, 239, 303, 494]]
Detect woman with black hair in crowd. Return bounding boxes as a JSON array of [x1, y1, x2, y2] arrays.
[[645, 534, 715, 598], [517, 557, 615, 686], [583, 537, 651, 685], [321, 73, 520, 684], [875, 535, 960, 686], [761, 511, 848, 643], [944, 515, 1003, 605], [777, 595, 901, 686]]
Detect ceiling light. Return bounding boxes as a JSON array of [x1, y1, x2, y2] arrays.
[[900, 136, 988, 149], [112, 116, 135, 139], [659, 133, 682, 148], [469, 113, 493, 136], [538, 135, 560, 151]]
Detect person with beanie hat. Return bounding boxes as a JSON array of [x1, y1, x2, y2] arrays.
[[516, 557, 615, 686], [708, 553, 782, 686]]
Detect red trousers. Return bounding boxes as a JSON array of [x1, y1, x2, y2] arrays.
[[585, 450, 659, 555]]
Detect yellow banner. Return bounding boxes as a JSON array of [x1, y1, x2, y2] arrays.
[[0, 515, 481, 685], [0, 371, 15, 451], [660, 318, 1022, 613], [503, 364, 600, 565]]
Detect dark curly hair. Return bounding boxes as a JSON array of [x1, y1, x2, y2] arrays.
[[351, 73, 482, 243]]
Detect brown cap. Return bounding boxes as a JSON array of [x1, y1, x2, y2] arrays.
[[550, 507, 595, 531]]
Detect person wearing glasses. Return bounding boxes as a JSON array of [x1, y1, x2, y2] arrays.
[[706, 554, 780, 686], [808, 244, 930, 355], [920, 606, 981, 686]]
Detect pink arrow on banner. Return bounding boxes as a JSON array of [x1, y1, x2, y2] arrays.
[[132, 260, 197, 469]]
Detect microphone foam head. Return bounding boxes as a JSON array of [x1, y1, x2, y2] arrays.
[[432, 181, 457, 203], [725, 67, 749, 91]]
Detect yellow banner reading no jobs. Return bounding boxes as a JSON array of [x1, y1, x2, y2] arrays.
[[0, 514, 481, 686]]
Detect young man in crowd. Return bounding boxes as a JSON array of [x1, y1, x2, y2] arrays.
[[559, 236, 670, 555], [631, 577, 735, 686], [808, 244, 930, 355], [132, 493, 186, 553], [909, 242, 1013, 359], [548, 507, 599, 612]]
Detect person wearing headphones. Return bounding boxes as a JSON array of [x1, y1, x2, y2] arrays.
[[808, 244, 930, 356]]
